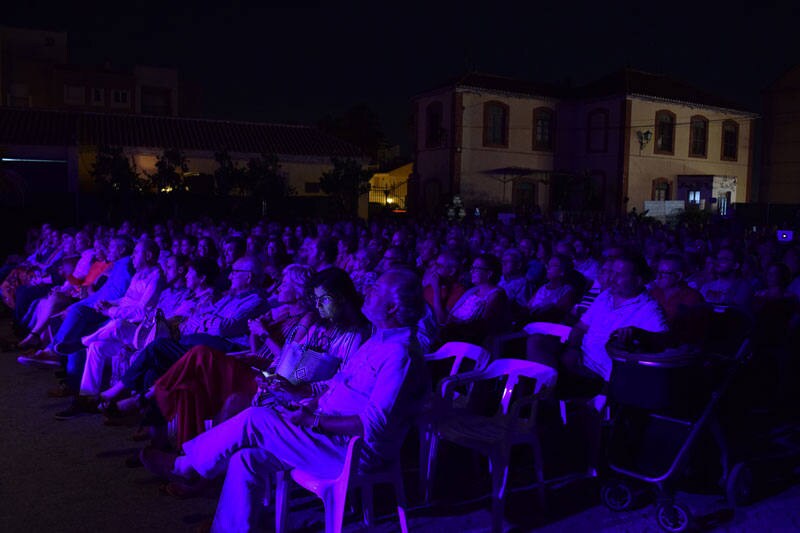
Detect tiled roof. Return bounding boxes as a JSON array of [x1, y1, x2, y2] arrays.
[[427, 71, 564, 98], [576, 69, 754, 112], [419, 69, 753, 113], [0, 107, 365, 157]]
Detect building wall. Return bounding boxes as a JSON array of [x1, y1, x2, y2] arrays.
[[625, 97, 754, 211], [555, 96, 626, 215], [457, 89, 556, 207], [762, 66, 800, 204], [413, 89, 455, 213]]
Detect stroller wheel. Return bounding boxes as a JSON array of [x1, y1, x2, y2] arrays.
[[600, 480, 634, 511], [656, 502, 693, 532], [726, 462, 753, 508]]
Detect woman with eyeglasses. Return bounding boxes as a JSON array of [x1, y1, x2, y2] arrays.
[[441, 253, 510, 344]]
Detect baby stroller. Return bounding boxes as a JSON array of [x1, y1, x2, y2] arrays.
[[599, 306, 753, 532]]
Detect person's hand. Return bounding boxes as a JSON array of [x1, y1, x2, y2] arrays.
[[248, 317, 269, 336], [96, 300, 111, 312], [610, 326, 640, 346], [426, 271, 441, 289], [275, 403, 315, 427]]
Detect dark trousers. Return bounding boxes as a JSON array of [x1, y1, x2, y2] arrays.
[[121, 334, 239, 394], [14, 284, 52, 328]]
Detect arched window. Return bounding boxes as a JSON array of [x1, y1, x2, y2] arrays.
[[532, 107, 555, 151], [721, 120, 739, 161], [651, 178, 671, 201], [586, 108, 609, 153], [425, 101, 444, 148], [654, 110, 676, 155], [483, 101, 509, 148], [689, 115, 708, 158]]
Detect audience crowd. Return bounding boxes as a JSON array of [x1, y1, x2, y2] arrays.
[[2, 212, 799, 531]]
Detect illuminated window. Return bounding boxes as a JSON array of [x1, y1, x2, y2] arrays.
[[425, 101, 444, 148], [652, 178, 670, 201], [532, 107, 555, 151], [587, 108, 609, 153], [689, 115, 708, 158], [688, 190, 701, 204], [655, 110, 675, 155], [483, 101, 509, 147], [721, 120, 739, 161]]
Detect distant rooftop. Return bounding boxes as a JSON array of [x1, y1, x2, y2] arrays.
[[0, 107, 364, 158], [418, 69, 754, 113]]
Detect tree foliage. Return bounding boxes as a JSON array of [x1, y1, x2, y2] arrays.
[[319, 157, 371, 217], [213, 150, 245, 197], [90, 145, 141, 197], [148, 148, 189, 193]]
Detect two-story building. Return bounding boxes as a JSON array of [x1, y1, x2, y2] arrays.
[[411, 70, 757, 218]]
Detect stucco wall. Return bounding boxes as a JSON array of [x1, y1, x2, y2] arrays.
[[457, 90, 556, 206], [626, 97, 754, 210]]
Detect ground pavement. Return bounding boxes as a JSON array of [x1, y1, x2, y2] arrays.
[[1, 318, 800, 532]]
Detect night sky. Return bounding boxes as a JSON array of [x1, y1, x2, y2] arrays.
[[3, 1, 799, 154]]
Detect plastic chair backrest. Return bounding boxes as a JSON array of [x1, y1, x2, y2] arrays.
[[523, 322, 571, 344], [425, 341, 491, 376], [478, 358, 559, 416]]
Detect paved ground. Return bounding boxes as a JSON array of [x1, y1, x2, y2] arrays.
[[1, 317, 800, 532]]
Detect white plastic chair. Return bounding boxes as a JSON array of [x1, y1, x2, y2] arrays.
[[523, 321, 572, 343], [275, 436, 409, 533], [418, 342, 492, 492], [424, 358, 558, 533]]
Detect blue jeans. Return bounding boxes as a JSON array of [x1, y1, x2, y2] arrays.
[[50, 303, 108, 354]]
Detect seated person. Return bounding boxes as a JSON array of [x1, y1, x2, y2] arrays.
[[96, 256, 270, 412], [139, 269, 430, 532], [528, 252, 669, 388], [700, 247, 754, 312], [55, 256, 215, 417], [148, 267, 369, 449], [649, 253, 705, 344], [18, 236, 135, 367], [423, 251, 466, 326], [525, 253, 577, 324], [441, 254, 511, 344], [498, 248, 533, 319]]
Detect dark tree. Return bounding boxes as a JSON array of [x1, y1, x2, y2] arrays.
[[90, 145, 141, 221], [213, 150, 245, 197], [245, 153, 294, 215], [319, 157, 371, 217], [148, 148, 189, 193]]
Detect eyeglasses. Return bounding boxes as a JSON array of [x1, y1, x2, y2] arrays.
[[231, 269, 252, 274], [315, 294, 334, 305]]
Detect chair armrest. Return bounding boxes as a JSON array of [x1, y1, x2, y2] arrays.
[[523, 322, 571, 343]]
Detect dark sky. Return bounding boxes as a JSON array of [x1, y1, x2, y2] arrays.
[[4, 2, 800, 154]]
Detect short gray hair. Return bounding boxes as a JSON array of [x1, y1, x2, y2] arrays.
[[383, 268, 425, 327]]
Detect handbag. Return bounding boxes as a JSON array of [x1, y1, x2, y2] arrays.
[[133, 308, 171, 350], [273, 327, 340, 385]]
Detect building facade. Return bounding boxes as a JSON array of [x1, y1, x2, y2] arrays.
[[0, 26, 198, 117], [761, 65, 800, 205], [412, 70, 756, 218]]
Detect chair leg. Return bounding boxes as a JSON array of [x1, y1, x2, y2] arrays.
[[393, 467, 410, 533], [489, 451, 509, 533], [274, 471, 290, 533], [424, 434, 440, 503], [324, 486, 346, 533], [418, 428, 431, 498], [531, 437, 546, 508], [361, 485, 374, 528]]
